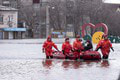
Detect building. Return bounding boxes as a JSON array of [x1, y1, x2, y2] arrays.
[[0, 5, 26, 39], [0, 0, 18, 8]]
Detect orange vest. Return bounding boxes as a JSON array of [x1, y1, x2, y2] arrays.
[[62, 42, 72, 53], [96, 39, 112, 52], [73, 39, 84, 51], [43, 41, 58, 51]]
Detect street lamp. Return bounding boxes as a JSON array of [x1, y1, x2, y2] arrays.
[[46, 5, 50, 38], [46, 5, 55, 38], [51, 6, 55, 9], [116, 6, 120, 12]]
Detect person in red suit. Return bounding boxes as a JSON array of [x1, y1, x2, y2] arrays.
[[95, 34, 114, 59], [73, 35, 84, 60], [42, 36, 59, 59], [62, 37, 73, 59]]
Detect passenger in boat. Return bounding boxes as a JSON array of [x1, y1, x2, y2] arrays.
[[84, 40, 93, 51], [62, 37, 73, 59], [73, 35, 84, 60], [42, 36, 59, 59], [95, 34, 114, 59]]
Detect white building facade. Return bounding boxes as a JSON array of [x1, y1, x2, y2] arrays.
[[0, 5, 26, 39]]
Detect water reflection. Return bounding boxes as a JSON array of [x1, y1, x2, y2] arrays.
[[62, 60, 71, 68], [61, 60, 83, 69], [84, 60, 110, 68], [42, 59, 110, 69], [84, 60, 101, 67], [72, 61, 82, 69], [100, 60, 110, 68], [42, 59, 53, 69]]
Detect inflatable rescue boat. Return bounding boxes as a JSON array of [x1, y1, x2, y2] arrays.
[[53, 51, 101, 60]]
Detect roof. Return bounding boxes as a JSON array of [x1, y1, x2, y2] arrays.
[[0, 5, 18, 11], [0, 28, 26, 32], [103, 0, 120, 4]]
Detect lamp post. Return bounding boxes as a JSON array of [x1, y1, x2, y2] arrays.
[[116, 6, 120, 12], [46, 5, 55, 38], [46, 5, 50, 38]]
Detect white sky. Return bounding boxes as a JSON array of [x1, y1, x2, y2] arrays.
[[103, 0, 120, 4]]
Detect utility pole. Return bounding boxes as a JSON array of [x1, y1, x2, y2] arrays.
[[46, 5, 50, 38]]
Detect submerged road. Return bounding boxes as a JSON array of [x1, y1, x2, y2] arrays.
[[0, 39, 120, 80]]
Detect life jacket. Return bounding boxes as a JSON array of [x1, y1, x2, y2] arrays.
[[96, 39, 112, 52], [62, 41, 72, 54], [73, 39, 84, 51], [43, 40, 58, 51]]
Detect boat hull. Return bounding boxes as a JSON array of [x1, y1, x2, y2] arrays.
[[53, 51, 101, 60]]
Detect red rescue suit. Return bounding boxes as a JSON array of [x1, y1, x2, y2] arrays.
[[62, 41, 72, 57], [73, 39, 84, 58], [96, 39, 112, 58], [43, 39, 58, 57]]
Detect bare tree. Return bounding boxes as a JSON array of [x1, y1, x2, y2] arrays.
[[18, 0, 42, 38], [17, 0, 120, 38]]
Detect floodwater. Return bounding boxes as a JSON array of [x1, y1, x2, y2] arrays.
[[0, 40, 120, 80]]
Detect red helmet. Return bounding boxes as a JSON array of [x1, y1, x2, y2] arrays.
[[47, 36, 52, 41], [65, 37, 69, 41], [76, 35, 80, 38], [47, 35, 51, 39]]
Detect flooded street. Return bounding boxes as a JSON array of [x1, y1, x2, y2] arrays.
[[0, 0, 119, 79], [0, 40, 120, 80]]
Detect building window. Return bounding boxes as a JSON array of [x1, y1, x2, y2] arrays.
[[8, 15, 13, 22], [2, 0, 10, 7], [0, 15, 3, 24], [8, 15, 13, 27], [33, 0, 40, 3]]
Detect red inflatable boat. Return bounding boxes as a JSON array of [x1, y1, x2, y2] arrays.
[[53, 51, 101, 60]]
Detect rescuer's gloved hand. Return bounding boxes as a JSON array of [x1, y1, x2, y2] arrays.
[[95, 48, 99, 51], [55, 48, 60, 52], [71, 49, 74, 52], [62, 50, 65, 55], [95, 46, 102, 51], [111, 47, 114, 52], [77, 49, 80, 53], [42, 48, 45, 53]]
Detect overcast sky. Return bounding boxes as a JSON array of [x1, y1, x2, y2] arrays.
[[103, 0, 120, 4]]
